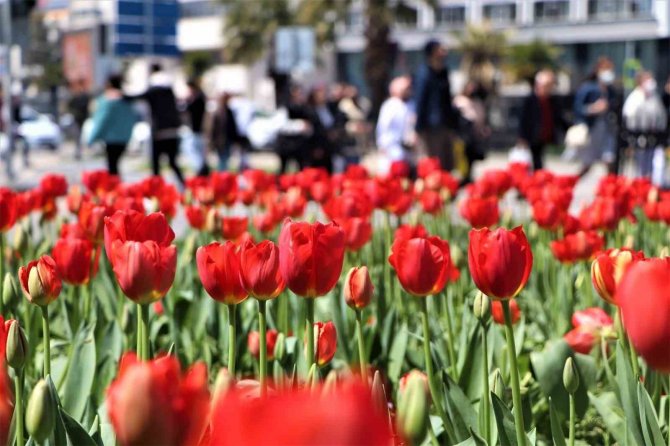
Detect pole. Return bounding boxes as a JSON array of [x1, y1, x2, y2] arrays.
[[1, 0, 13, 179]]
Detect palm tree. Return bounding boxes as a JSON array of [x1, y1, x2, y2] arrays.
[[506, 39, 562, 84], [454, 23, 508, 93]]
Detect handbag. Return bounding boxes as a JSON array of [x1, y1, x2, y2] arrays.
[[564, 123, 590, 150]]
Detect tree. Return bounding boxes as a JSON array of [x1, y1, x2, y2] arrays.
[[506, 39, 562, 84], [454, 24, 508, 93], [26, 10, 63, 116]]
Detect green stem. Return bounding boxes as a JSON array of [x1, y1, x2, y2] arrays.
[[420, 298, 455, 443], [41, 305, 51, 377], [502, 300, 527, 446], [136, 303, 143, 359], [481, 323, 491, 445], [305, 299, 315, 370], [141, 304, 150, 360], [569, 393, 576, 446], [258, 300, 268, 397], [443, 292, 458, 378], [227, 304, 237, 376], [355, 309, 367, 378], [14, 370, 24, 446], [617, 309, 640, 378]]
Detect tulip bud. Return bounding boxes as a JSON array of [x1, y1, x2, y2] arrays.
[[563, 357, 580, 395], [28, 267, 47, 304], [273, 332, 286, 363], [473, 292, 490, 322], [397, 372, 429, 445], [13, 226, 28, 255], [450, 244, 463, 267], [3, 273, 18, 307], [344, 266, 374, 310], [490, 369, 505, 398], [26, 380, 56, 443], [6, 320, 28, 370]]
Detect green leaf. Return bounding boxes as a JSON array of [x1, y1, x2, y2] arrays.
[[637, 381, 665, 446], [60, 408, 97, 446], [60, 322, 97, 421], [388, 322, 408, 383], [443, 374, 480, 440], [491, 392, 518, 446], [548, 398, 566, 446], [589, 391, 632, 446], [615, 342, 645, 445]]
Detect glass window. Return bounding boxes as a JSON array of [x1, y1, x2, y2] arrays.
[[435, 5, 466, 27], [180, 1, 223, 18], [534, 1, 570, 22], [483, 3, 517, 24], [588, 0, 652, 20]]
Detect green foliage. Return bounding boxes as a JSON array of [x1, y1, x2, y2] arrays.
[[506, 39, 563, 84]]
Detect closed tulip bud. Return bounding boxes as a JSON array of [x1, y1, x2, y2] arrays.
[[273, 332, 286, 363], [12, 226, 28, 254], [6, 320, 28, 370], [473, 292, 490, 322], [314, 321, 337, 367], [19, 255, 62, 306], [26, 380, 56, 443], [344, 266, 374, 310], [563, 357, 579, 395], [2, 273, 18, 307], [491, 369, 505, 398], [397, 372, 429, 445], [451, 244, 464, 268]]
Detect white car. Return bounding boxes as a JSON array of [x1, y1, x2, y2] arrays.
[[17, 107, 63, 150]]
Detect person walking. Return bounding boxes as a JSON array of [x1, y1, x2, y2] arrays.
[[413, 39, 458, 170], [67, 78, 91, 160], [275, 86, 313, 173], [207, 92, 243, 171], [184, 78, 208, 176], [453, 80, 490, 183], [376, 76, 416, 175], [129, 63, 185, 186], [517, 70, 566, 171], [87, 74, 138, 177]]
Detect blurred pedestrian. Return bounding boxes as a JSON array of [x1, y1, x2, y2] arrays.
[[573, 57, 620, 177], [517, 70, 566, 171], [414, 39, 458, 170], [376, 76, 415, 175], [184, 78, 208, 176], [623, 71, 667, 178], [67, 78, 91, 160], [87, 74, 138, 177], [128, 63, 185, 186], [207, 92, 242, 171], [339, 84, 371, 157], [306, 85, 344, 173], [454, 80, 490, 184], [276, 86, 312, 173]]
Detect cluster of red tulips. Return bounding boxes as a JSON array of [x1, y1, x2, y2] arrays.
[[0, 157, 669, 445]]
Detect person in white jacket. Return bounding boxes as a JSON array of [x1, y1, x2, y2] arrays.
[[376, 76, 416, 175]]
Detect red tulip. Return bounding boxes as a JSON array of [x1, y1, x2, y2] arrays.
[[491, 299, 521, 325], [564, 329, 596, 354], [52, 237, 99, 285], [419, 190, 443, 215], [417, 157, 442, 178], [210, 172, 238, 206], [39, 174, 68, 198], [344, 266, 374, 309], [0, 362, 11, 446], [82, 169, 120, 197], [184, 205, 207, 230], [394, 224, 428, 242], [239, 240, 285, 300], [314, 321, 337, 366], [564, 307, 614, 354], [248, 329, 279, 360], [196, 241, 248, 305], [104, 210, 177, 305], [19, 255, 62, 306], [550, 230, 604, 263], [0, 188, 17, 232], [222, 216, 249, 241], [532, 201, 562, 230], [460, 196, 499, 228], [468, 226, 533, 300], [388, 236, 452, 297], [79, 201, 113, 244], [618, 258, 670, 372], [107, 353, 210, 446], [208, 382, 393, 445], [591, 248, 644, 305], [278, 219, 345, 298], [340, 217, 372, 252]]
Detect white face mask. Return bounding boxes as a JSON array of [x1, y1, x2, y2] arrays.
[[643, 79, 657, 94], [598, 70, 615, 85]]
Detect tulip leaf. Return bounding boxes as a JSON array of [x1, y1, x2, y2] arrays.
[[548, 398, 566, 446], [491, 392, 518, 446], [637, 381, 665, 446], [388, 322, 408, 383], [614, 341, 645, 445], [588, 391, 632, 446], [47, 376, 69, 446], [61, 322, 97, 422], [60, 408, 97, 446], [443, 374, 480, 441]]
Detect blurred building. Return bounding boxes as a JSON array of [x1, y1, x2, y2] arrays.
[[336, 0, 670, 89]]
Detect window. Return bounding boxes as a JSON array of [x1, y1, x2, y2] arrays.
[[534, 1, 570, 22], [179, 0, 223, 18], [436, 5, 466, 27], [483, 3, 517, 24], [588, 0, 652, 20]]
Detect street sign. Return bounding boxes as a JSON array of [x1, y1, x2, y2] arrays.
[[274, 27, 315, 74], [115, 0, 180, 57]]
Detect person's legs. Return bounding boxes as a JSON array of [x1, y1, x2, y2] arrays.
[[421, 128, 453, 170], [218, 141, 231, 171], [165, 138, 185, 186], [530, 143, 544, 171], [151, 139, 162, 176], [105, 143, 125, 177]]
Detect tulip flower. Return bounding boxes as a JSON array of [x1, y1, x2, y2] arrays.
[[344, 266, 374, 374], [107, 353, 210, 446], [0, 188, 17, 307], [550, 230, 604, 263], [591, 248, 644, 305], [79, 201, 113, 244], [491, 299, 521, 325], [52, 237, 98, 286], [618, 258, 670, 372], [532, 201, 563, 230], [459, 196, 499, 228], [468, 226, 532, 446], [563, 308, 614, 354], [314, 321, 337, 366], [388, 235, 452, 297], [39, 174, 67, 198], [184, 205, 207, 230], [340, 217, 373, 252], [222, 216, 249, 241]]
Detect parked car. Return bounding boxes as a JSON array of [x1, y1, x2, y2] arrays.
[[16, 106, 62, 151]]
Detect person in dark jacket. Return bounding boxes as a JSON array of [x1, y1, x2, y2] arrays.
[[129, 63, 185, 186], [518, 70, 566, 171], [207, 92, 248, 171], [276, 86, 312, 173], [413, 39, 458, 170], [184, 78, 208, 176]]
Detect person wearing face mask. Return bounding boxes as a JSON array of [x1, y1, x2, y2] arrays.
[[573, 57, 621, 176], [622, 71, 667, 178]]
